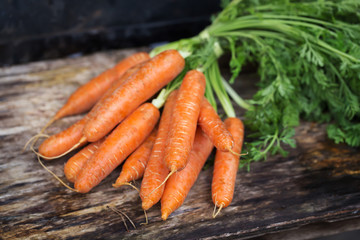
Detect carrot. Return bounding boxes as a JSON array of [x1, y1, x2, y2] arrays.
[[75, 103, 160, 193], [212, 117, 244, 218], [64, 138, 105, 183], [164, 70, 206, 173], [53, 52, 150, 121], [36, 63, 144, 159], [37, 117, 88, 159], [113, 127, 157, 187], [140, 90, 178, 211], [198, 98, 234, 152], [91, 62, 146, 110], [161, 128, 213, 220], [24, 52, 149, 153], [83, 49, 185, 142]]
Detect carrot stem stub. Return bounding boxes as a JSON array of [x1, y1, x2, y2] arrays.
[[164, 70, 206, 173], [75, 103, 160, 193], [212, 117, 244, 216]]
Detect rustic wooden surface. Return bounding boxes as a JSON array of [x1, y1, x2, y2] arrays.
[[1, 48, 360, 240]]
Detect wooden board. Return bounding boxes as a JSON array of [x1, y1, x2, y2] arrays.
[[1, 48, 360, 240]]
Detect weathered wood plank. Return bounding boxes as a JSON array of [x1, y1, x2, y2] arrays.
[[0, 48, 359, 240]]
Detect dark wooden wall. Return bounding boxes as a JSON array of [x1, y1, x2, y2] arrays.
[[0, 0, 221, 66]]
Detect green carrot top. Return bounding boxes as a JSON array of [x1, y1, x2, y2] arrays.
[[151, 0, 360, 168]]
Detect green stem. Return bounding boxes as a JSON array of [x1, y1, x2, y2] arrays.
[[207, 61, 236, 118], [210, 18, 360, 63], [151, 88, 168, 109], [261, 128, 279, 158], [237, 14, 341, 31], [315, 39, 360, 63], [240, 30, 296, 44], [251, 1, 335, 13], [208, 19, 301, 36], [204, 71, 218, 111], [222, 79, 253, 111], [149, 36, 201, 57], [152, 67, 189, 108]]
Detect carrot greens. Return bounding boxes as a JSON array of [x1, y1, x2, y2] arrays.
[[150, 0, 360, 167]]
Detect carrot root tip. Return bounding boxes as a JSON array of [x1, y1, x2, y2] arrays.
[[108, 205, 136, 230], [144, 169, 175, 200], [212, 204, 224, 218], [23, 133, 50, 152], [161, 211, 169, 221], [227, 148, 247, 157], [140, 210, 149, 225], [36, 152, 78, 192], [40, 116, 57, 134], [23, 116, 57, 151], [112, 182, 139, 192]]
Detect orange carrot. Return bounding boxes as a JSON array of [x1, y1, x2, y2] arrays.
[[164, 70, 206, 173], [113, 128, 157, 187], [75, 103, 160, 193], [83, 49, 185, 142], [25, 53, 149, 153], [140, 90, 178, 210], [91, 62, 146, 110], [212, 117, 244, 217], [198, 98, 234, 151], [38, 117, 88, 159], [64, 138, 105, 183], [36, 63, 144, 159], [161, 128, 213, 220], [53, 52, 150, 120]]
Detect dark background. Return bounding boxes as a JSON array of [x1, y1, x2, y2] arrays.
[[0, 0, 221, 66]]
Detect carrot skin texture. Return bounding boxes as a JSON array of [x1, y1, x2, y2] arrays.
[[54, 52, 150, 120], [84, 62, 143, 122], [38, 117, 88, 158], [164, 70, 206, 172], [64, 138, 105, 183], [161, 128, 214, 220], [212, 117, 244, 208], [113, 128, 157, 186], [89, 62, 146, 117], [75, 103, 160, 193], [198, 98, 234, 151], [140, 90, 178, 210], [84, 49, 185, 142]]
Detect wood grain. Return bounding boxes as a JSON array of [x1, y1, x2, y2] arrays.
[[0, 48, 359, 240]]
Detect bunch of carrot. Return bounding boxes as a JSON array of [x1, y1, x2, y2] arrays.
[[28, 49, 245, 221]]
